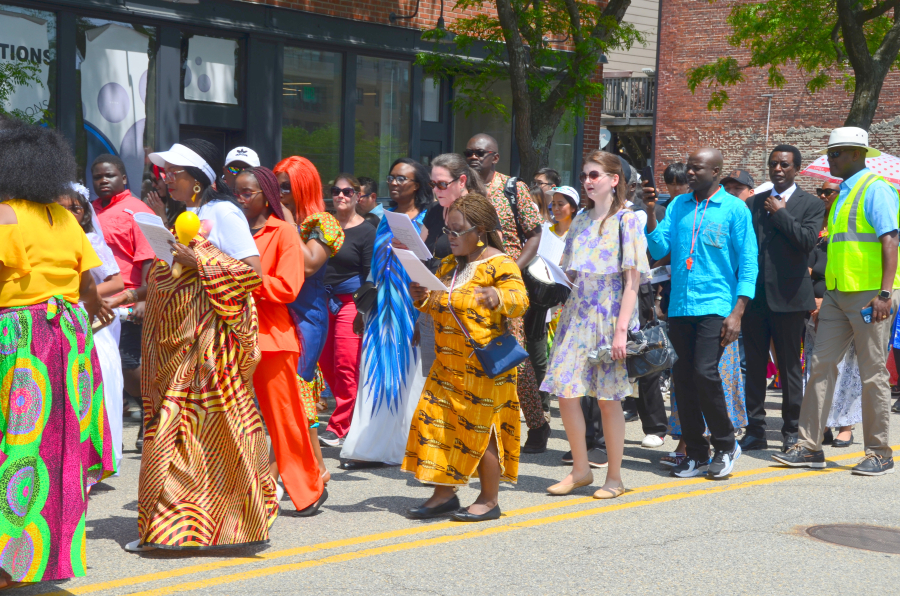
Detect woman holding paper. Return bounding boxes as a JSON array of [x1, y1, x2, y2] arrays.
[[340, 158, 433, 469], [542, 151, 649, 500], [403, 192, 529, 522], [317, 174, 375, 447], [130, 139, 277, 552]]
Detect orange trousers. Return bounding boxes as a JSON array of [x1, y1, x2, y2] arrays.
[[253, 351, 324, 511]]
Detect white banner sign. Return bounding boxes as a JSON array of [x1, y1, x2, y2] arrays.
[[184, 36, 238, 105], [0, 10, 51, 119]]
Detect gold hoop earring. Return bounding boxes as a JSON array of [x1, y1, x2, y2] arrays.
[[191, 181, 202, 202]]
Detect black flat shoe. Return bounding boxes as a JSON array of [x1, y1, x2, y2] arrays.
[[823, 429, 834, 445], [407, 495, 460, 519], [738, 434, 768, 451], [340, 460, 385, 470], [294, 488, 328, 517], [452, 504, 501, 522], [521, 422, 551, 454], [832, 433, 854, 448], [623, 410, 639, 423]]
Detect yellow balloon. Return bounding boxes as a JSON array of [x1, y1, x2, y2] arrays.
[[174, 211, 201, 245]]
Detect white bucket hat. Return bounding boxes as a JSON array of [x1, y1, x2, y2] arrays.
[[819, 126, 882, 157], [552, 185, 581, 209]]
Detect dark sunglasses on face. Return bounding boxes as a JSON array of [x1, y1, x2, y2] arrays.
[[827, 150, 846, 159], [430, 177, 460, 190], [331, 186, 356, 197], [386, 175, 409, 184], [816, 188, 839, 197], [226, 165, 245, 176], [280, 183, 292, 195], [579, 170, 608, 183], [463, 149, 495, 158], [442, 225, 477, 238], [768, 161, 793, 169]]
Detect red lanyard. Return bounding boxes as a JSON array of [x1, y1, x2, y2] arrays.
[[687, 196, 712, 271]]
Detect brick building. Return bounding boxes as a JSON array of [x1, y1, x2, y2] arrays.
[[653, 0, 900, 188], [7, 0, 587, 198]]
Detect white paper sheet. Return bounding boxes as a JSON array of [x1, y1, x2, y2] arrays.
[[133, 212, 176, 267], [650, 265, 671, 283], [537, 229, 565, 265], [393, 248, 448, 292], [383, 210, 432, 260], [542, 257, 574, 288]]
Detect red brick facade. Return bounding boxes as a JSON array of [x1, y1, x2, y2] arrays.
[[654, 0, 900, 188]]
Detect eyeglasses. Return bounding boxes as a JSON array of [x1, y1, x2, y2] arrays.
[[237, 190, 263, 201], [280, 183, 292, 195], [463, 149, 496, 159], [226, 165, 246, 176], [442, 225, 478, 238], [430, 177, 460, 190], [162, 168, 185, 181], [827, 150, 846, 159], [768, 161, 793, 169], [816, 188, 839, 197], [387, 175, 410, 184], [579, 170, 609, 183], [531, 180, 552, 189], [331, 186, 357, 197], [63, 204, 85, 215]]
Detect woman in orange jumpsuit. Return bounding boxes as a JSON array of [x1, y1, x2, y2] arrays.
[[236, 165, 327, 516]]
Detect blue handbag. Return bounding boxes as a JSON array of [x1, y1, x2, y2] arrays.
[[447, 265, 529, 379]]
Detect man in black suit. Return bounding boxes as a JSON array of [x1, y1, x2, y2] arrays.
[[739, 145, 826, 453]]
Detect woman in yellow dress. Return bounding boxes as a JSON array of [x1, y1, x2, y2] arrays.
[[403, 193, 529, 522]]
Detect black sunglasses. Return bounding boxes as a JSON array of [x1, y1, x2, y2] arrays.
[[827, 150, 846, 159], [816, 188, 839, 197], [331, 186, 356, 197], [279, 183, 292, 195], [768, 161, 793, 169], [463, 149, 496, 158], [430, 177, 460, 190], [386, 175, 410, 184]]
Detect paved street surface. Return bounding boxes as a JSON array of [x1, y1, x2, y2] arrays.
[[20, 391, 900, 596]]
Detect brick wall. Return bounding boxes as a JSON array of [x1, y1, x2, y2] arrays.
[[654, 0, 900, 189]]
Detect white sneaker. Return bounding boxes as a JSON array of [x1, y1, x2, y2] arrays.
[[124, 540, 157, 553], [641, 434, 664, 448], [276, 481, 285, 501]]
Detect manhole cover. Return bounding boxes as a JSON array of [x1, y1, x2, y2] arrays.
[[807, 524, 900, 554]]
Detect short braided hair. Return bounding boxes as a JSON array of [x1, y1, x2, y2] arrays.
[[447, 193, 504, 257]]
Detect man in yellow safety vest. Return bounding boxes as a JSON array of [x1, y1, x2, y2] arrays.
[[773, 126, 900, 476]]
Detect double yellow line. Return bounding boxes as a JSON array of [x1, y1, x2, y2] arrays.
[[44, 447, 888, 596]]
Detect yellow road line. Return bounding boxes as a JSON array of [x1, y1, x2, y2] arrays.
[[125, 462, 862, 596], [41, 447, 879, 596]]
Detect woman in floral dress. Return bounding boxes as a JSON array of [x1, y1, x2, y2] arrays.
[[542, 151, 649, 499]]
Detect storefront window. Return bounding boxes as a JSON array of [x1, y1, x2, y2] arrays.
[[452, 81, 513, 176], [75, 18, 156, 198], [181, 33, 241, 105], [282, 47, 342, 186], [0, 5, 56, 123], [549, 111, 576, 186], [354, 56, 410, 195]]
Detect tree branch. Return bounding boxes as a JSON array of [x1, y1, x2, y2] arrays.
[[836, 0, 875, 75], [873, 17, 900, 72], [588, 0, 631, 41], [561, 0, 585, 45], [858, 0, 900, 22], [831, 20, 847, 62]]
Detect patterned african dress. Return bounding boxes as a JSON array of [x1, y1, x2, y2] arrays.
[[290, 213, 345, 428], [341, 210, 427, 465], [138, 239, 278, 549], [402, 254, 529, 485], [804, 321, 862, 428], [541, 211, 650, 401], [668, 341, 747, 437], [486, 173, 546, 428]]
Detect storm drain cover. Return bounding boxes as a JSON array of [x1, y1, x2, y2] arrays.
[[806, 524, 900, 554]]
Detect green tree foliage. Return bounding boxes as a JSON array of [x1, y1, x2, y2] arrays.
[[417, 0, 641, 180], [686, 0, 900, 129], [0, 60, 48, 124]]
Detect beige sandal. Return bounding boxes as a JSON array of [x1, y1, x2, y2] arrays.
[[593, 485, 626, 500]]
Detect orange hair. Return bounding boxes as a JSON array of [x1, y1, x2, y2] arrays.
[[273, 156, 325, 223]]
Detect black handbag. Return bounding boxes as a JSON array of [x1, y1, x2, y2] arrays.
[[352, 282, 377, 316], [616, 212, 678, 378], [447, 266, 529, 378]]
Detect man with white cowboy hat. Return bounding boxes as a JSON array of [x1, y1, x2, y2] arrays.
[[774, 126, 900, 476]]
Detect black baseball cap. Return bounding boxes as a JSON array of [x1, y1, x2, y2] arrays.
[[721, 169, 754, 188]]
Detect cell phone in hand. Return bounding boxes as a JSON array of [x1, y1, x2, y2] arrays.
[[641, 165, 654, 184], [861, 305, 895, 324]]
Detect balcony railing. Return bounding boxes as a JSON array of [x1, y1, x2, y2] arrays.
[[602, 76, 656, 120]]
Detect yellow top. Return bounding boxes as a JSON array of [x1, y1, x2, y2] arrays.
[[0, 199, 102, 307]]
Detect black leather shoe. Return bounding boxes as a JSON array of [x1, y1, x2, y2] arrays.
[[452, 504, 501, 522], [772, 446, 826, 468], [782, 435, 798, 453], [823, 429, 834, 445], [561, 450, 573, 464], [408, 495, 460, 519], [294, 488, 328, 517], [623, 410, 640, 423], [340, 460, 385, 470], [737, 434, 768, 451], [852, 454, 894, 476], [832, 432, 853, 448], [522, 422, 551, 454]]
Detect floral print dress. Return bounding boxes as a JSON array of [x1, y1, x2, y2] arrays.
[[541, 210, 650, 401]]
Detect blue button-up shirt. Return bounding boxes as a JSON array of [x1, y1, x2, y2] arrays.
[[832, 168, 899, 237], [647, 186, 758, 318]]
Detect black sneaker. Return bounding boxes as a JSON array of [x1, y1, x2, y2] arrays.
[[771, 445, 826, 468], [318, 430, 343, 447], [623, 410, 640, 423], [561, 450, 573, 464], [587, 447, 608, 468], [671, 456, 710, 478], [892, 400, 900, 413], [708, 443, 741, 478], [522, 422, 551, 454], [851, 454, 895, 476]]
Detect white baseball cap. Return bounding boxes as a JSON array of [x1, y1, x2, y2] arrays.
[[819, 126, 881, 157], [552, 186, 581, 209], [225, 146, 260, 168]]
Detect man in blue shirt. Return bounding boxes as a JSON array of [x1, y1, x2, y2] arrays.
[[643, 148, 758, 479]]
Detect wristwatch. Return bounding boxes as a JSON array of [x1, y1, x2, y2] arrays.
[[879, 290, 891, 300]]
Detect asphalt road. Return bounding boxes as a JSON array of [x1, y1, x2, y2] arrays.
[[18, 390, 900, 596]]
